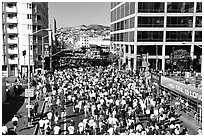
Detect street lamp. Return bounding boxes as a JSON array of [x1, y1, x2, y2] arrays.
[[155, 44, 158, 71], [27, 28, 51, 126]]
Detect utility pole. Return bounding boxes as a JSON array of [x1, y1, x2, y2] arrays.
[[171, 47, 175, 76], [49, 30, 52, 70], [156, 44, 158, 71], [27, 34, 31, 126]]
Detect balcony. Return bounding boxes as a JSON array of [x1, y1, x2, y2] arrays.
[[6, 17, 18, 23], [6, 6, 17, 12], [7, 38, 18, 44], [8, 48, 18, 54], [7, 27, 18, 33], [8, 58, 18, 64]]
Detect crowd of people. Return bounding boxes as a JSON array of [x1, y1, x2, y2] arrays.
[[2, 64, 201, 135], [31, 65, 192, 135]]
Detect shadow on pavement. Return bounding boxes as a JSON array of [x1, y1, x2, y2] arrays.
[[7, 128, 17, 135], [18, 125, 35, 132], [2, 88, 25, 124]]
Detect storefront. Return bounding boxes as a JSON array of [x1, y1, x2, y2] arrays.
[[160, 76, 202, 124]]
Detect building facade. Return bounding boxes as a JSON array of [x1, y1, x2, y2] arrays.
[[76, 34, 89, 48], [110, 2, 202, 71], [2, 2, 49, 77]]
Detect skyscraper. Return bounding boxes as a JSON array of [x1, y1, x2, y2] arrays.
[[2, 2, 49, 77], [110, 2, 202, 71]]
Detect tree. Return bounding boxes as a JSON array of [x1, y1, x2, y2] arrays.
[[167, 49, 192, 75]]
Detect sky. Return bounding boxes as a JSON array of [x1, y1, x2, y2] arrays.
[[48, 2, 110, 28]]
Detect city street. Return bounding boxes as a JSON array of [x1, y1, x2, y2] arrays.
[[2, 1, 202, 136]]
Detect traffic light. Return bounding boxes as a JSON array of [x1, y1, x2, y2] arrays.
[[23, 50, 26, 56]]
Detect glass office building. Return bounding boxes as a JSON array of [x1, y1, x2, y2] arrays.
[[110, 2, 202, 71]]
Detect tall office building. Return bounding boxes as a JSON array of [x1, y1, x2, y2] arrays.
[[110, 2, 202, 71], [2, 2, 49, 77]]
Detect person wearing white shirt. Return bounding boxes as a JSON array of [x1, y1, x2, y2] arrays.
[[39, 118, 45, 134], [12, 115, 18, 132], [108, 126, 114, 135], [47, 111, 53, 122], [78, 120, 84, 134], [2, 124, 8, 135], [53, 124, 61, 135], [68, 124, 75, 135]]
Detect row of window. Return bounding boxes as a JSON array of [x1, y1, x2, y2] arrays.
[[115, 44, 201, 56], [111, 31, 202, 42], [111, 16, 202, 32], [111, 31, 135, 42], [111, 17, 135, 31], [111, 2, 202, 22], [111, 2, 135, 22], [138, 2, 202, 13]]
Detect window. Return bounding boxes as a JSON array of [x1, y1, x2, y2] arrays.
[[130, 58, 134, 69], [10, 54, 17, 60], [9, 34, 17, 39], [113, 9, 116, 22], [27, 3, 32, 9], [119, 33, 123, 41], [125, 19, 129, 29], [195, 31, 202, 42], [125, 2, 129, 17], [120, 21, 124, 30], [130, 17, 135, 28], [9, 44, 17, 50], [116, 22, 120, 31], [37, 25, 41, 30], [7, 3, 15, 7], [129, 31, 134, 42], [166, 31, 192, 42], [27, 14, 32, 19], [130, 2, 135, 15], [137, 31, 163, 42], [37, 15, 41, 20], [27, 24, 32, 30], [111, 2, 114, 9], [138, 17, 164, 27], [125, 45, 128, 53], [111, 11, 114, 22], [196, 2, 202, 12], [116, 6, 121, 20], [167, 17, 193, 27], [167, 2, 194, 13], [8, 14, 16, 19], [196, 16, 202, 27], [121, 4, 125, 18], [130, 45, 134, 54], [8, 24, 14, 29], [10, 65, 16, 71], [2, 65, 7, 71], [124, 32, 128, 42], [138, 2, 164, 13]]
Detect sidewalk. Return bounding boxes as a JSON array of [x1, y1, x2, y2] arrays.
[[3, 95, 44, 135]]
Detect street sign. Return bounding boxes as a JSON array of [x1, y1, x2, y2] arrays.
[[25, 89, 34, 97], [26, 105, 34, 109]]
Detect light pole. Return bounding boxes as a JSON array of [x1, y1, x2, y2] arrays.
[[155, 44, 158, 71], [27, 28, 51, 126]]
